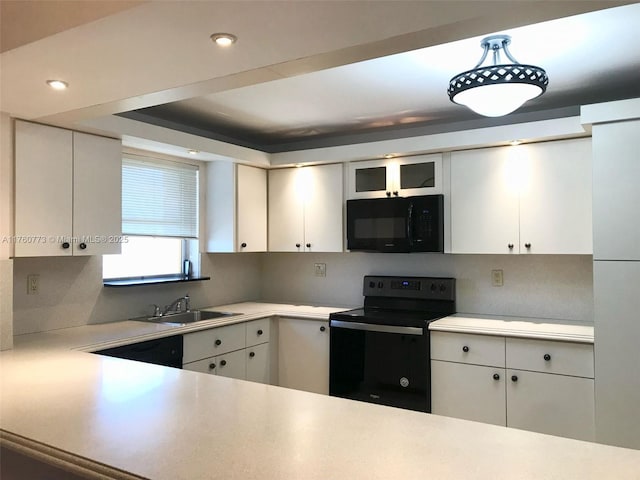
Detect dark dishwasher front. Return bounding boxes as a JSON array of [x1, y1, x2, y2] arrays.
[[329, 320, 430, 412], [95, 335, 183, 368]]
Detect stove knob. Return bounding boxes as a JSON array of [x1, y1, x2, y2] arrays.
[[369, 281, 376, 288], [377, 281, 383, 288], [439, 284, 446, 292], [430, 283, 437, 292]]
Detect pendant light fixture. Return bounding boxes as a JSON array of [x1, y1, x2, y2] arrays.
[[447, 35, 548, 117]]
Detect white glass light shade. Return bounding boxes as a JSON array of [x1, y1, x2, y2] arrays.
[[452, 83, 543, 117]]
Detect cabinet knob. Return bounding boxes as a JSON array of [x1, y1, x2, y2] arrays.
[[544, 353, 551, 361], [511, 375, 518, 382], [79, 242, 87, 250], [306, 243, 311, 248], [257, 329, 263, 336], [493, 373, 500, 381], [393, 191, 398, 196], [215, 339, 222, 346], [241, 242, 247, 248], [386, 191, 391, 197], [209, 363, 216, 370], [462, 345, 469, 353], [525, 243, 532, 249], [296, 243, 301, 248], [320, 325, 326, 332], [249, 351, 255, 358], [220, 360, 227, 366], [508, 243, 514, 250], [62, 242, 70, 249]]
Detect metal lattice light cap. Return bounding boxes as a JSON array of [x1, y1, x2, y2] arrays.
[[448, 35, 548, 117]]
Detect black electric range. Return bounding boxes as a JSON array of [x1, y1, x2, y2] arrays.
[[329, 275, 456, 412]]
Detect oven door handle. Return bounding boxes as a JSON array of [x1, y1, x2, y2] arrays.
[[329, 320, 423, 335]]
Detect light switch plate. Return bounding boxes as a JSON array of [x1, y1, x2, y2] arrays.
[[314, 263, 326, 277]]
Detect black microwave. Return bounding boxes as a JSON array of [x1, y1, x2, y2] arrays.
[[346, 194, 444, 253]]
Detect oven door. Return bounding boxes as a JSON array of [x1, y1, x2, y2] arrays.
[[329, 320, 431, 412]]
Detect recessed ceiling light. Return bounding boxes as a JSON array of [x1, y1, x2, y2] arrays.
[[210, 33, 237, 47], [188, 149, 199, 155], [46, 80, 68, 90]]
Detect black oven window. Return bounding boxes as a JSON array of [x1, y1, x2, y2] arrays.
[[354, 217, 406, 239], [355, 167, 386, 192]]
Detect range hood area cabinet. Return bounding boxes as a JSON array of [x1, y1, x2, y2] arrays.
[[14, 121, 122, 257], [205, 162, 267, 253], [268, 163, 343, 252], [449, 138, 592, 255], [347, 154, 442, 199]]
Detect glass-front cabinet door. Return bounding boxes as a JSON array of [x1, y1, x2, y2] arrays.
[[348, 154, 442, 199]]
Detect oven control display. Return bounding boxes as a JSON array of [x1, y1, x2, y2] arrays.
[[391, 280, 421, 290]]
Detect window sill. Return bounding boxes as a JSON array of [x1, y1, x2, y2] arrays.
[[103, 275, 211, 287]]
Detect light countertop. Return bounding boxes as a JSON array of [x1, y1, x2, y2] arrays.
[[2, 303, 637, 479]]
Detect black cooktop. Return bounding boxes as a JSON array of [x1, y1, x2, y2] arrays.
[[329, 307, 449, 328]]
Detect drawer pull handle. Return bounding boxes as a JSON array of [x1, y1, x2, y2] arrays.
[[320, 326, 326, 332], [462, 346, 469, 353], [220, 360, 227, 366], [209, 363, 216, 370], [544, 353, 551, 361], [525, 243, 532, 249], [508, 243, 514, 250], [257, 329, 263, 336], [493, 373, 500, 381], [511, 375, 518, 382], [249, 352, 255, 358], [215, 339, 222, 346]]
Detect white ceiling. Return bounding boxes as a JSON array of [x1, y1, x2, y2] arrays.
[[1, 1, 638, 157]]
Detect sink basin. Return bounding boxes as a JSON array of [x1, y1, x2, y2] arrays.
[[134, 310, 241, 325]]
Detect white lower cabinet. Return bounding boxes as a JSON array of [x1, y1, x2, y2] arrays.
[[431, 331, 595, 441], [182, 319, 271, 384], [277, 317, 329, 394]]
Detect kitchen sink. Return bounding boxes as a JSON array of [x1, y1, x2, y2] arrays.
[[133, 310, 241, 325]]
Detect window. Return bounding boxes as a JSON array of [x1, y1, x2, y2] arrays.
[[103, 156, 199, 281]]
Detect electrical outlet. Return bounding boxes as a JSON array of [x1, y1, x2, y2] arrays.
[[491, 269, 504, 287], [314, 263, 326, 277], [27, 274, 39, 295]]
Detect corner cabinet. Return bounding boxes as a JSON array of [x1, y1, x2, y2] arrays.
[[268, 164, 343, 252], [450, 138, 592, 254], [431, 331, 595, 441], [14, 120, 122, 257], [347, 154, 442, 199], [206, 162, 267, 252], [277, 317, 329, 394]]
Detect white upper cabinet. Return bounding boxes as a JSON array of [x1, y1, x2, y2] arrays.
[[206, 162, 267, 253], [14, 121, 122, 257], [268, 164, 343, 252], [450, 138, 592, 254], [347, 154, 442, 199]]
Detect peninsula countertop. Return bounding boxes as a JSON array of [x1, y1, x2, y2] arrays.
[[2, 303, 638, 479]]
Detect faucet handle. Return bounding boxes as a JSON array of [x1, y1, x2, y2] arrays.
[[184, 293, 191, 312], [151, 304, 162, 317]]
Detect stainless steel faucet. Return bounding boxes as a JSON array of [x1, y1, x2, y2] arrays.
[[163, 294, 190, 315]]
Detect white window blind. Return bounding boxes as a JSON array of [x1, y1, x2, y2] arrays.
[[122, 157, 199, 238]]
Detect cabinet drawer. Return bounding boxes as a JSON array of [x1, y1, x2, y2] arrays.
[[183, 323, 246, 363], [431, 332, 505, 367], [506, 338, 594, 378], [183, 356, 217, 374], [246, 318, 270, 347]]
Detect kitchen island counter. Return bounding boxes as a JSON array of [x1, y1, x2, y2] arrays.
[[2, 304, 639, 479]]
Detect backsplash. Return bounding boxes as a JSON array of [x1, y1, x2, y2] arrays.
[[12, 251, 594, 336], [12, 253, 262, 335], [261, 253, 594, 323]]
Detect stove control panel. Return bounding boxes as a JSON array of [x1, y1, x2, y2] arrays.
[[363, 275, 455, 300]]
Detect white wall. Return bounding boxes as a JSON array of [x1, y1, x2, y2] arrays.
[[261, 253, 593, 322], [12, 253, 262, 335], [1, 113, 14, 349]]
